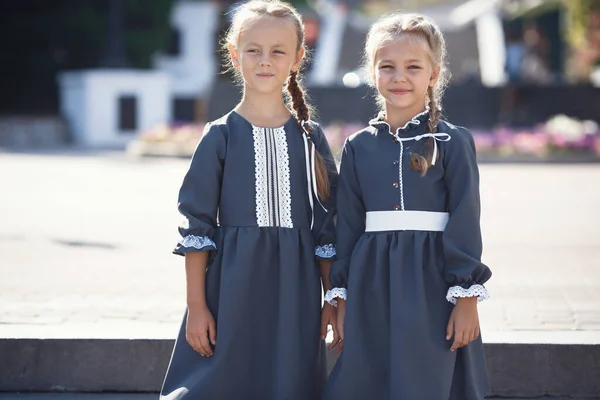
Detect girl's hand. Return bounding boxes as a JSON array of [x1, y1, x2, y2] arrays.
[[186, 303, 216, 357], [446, 297, 480, 351], [335, 298, 346, 353], [321, 302, 342, 352]]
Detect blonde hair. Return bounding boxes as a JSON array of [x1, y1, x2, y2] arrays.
[[222, 0, 329, 198], [365, 13, 450, 174]]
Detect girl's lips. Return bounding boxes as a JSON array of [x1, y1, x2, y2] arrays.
[[390, 89, 410, 95], [257, 73, 275, 77]]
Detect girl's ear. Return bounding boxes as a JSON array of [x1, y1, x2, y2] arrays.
[[429, 66, 441, 88], [228, 43, 240, 68], [292, 48, 305, 73]]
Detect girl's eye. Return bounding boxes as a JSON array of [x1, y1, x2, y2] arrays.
[[247, 49, 259, 53], [379, 65, 393, 69], [408, 65, 421, 70], [274, 50, 285, 54]]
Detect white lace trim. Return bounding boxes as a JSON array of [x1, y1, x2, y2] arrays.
[[315, 244, 336, 258], [179, 235, 216, 250], [324, 287, 347, 307], [253, 126, 269, 226], [273, 127, 293, 228], [446, 284, 489, 304], [253, 126, 293, 228]]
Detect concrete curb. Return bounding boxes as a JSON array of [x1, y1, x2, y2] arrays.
[[0, 339, 599, 397]]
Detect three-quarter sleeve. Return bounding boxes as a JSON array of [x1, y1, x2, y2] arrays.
[[442, 127, 492, 303], [325, 139, 365, 306], [173, 123, 226, 256], [311, 124, 338, 260]]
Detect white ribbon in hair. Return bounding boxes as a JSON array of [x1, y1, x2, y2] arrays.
[[396, 132, 451, 166], [301, 120, 328, 229]]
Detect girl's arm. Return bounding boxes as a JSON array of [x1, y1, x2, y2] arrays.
[[319, 259, 341, 349], [310, 125, 341, 349], [319, 259, 334, 295], [185, 252, 209, 307], [185, 252, 216, 357], [174, 123, 225, 256], [442, 126, 492, 302], [327, 139, 365, 345], [312, 124, 338, 262], [326, 139, 366, 307], [442, 126, 492, 350], [175, 123, 226, 356]]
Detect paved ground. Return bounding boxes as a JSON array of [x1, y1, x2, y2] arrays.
[[1, 150, 600, 343]]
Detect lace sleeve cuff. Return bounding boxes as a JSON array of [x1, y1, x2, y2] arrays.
[[446, 284, 489, 305], [174, 235, 216, 255], [315, 244, 336, 259], [324, 287, 347, 307]]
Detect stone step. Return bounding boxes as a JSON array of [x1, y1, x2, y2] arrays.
[[0, 339, 599, 397]]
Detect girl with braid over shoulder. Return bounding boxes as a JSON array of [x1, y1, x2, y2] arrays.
[[324, 13, 492, 400], [160, 1, 340, 398]]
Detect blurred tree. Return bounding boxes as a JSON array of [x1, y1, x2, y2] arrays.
[[122, 0, 173, 68], [562, 0, 600, 81], [563, 0, 594, 49]]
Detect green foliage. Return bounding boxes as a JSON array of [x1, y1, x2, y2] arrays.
[[0, 0, 174, 113], [562, 0, 599, 49], [123, 0, 173, 68]]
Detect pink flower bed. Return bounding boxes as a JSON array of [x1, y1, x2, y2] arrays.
[[135, 115, 600, 159]]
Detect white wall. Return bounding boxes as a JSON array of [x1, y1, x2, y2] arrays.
[[58, 70, 171, 147], [154, 1, 219, 98]]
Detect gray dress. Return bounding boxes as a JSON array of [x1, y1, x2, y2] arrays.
[[324, 110, 492, 400], [160, 111, 337, 400]]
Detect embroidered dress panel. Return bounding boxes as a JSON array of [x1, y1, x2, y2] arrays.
[[253, 126, 293, 228]]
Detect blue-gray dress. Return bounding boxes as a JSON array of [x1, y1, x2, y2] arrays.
[[160, 111, 337, 400], [324, 110, 492, 400]]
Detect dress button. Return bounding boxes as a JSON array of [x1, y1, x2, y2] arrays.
[[392, 182, 399, 188], [394, 204, 401, 210], [393, 160, 399, 165]]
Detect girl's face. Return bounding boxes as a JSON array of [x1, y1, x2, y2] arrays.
[[229, 16, 304, 95], [373, 37, 440, 115]]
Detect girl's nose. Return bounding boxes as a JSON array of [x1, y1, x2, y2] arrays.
[[393, 72, 406, 83], [259, 54, 272, 67]]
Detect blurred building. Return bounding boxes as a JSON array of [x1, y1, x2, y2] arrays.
[[1, 0, 599, 148], [314, 0, 574, 88]]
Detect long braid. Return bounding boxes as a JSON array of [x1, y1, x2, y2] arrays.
[[426, 86, 441, 166], [427, 87, 440, 134], [287, 71, 311, 126], [287, 71, 330, 200], [410, 88, 440, 175]]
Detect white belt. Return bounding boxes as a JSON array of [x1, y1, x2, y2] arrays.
[[365, 210, 449, 232]]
